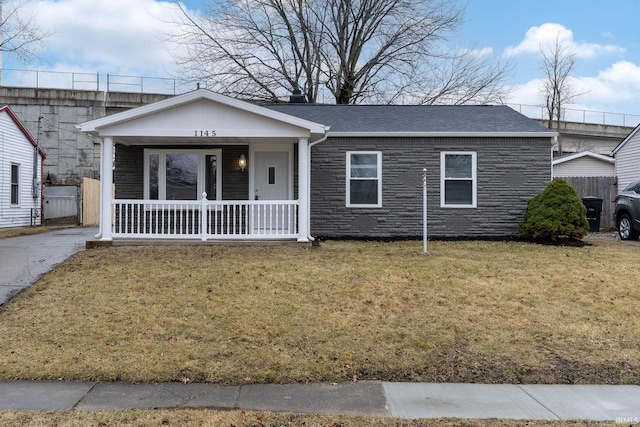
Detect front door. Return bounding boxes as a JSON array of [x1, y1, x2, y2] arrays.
[[253, 151, 290, 233], [254, 151, 289, 200]]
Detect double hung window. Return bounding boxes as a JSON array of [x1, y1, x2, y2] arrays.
[[346, 151, 382, 207], [10, 164, 19, 205], [144, 149, 221, 200], [441, 152, 477, 208]]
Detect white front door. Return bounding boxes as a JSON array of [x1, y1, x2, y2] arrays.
[[254, 151, 289, 200], [253, 151, 291, 233]]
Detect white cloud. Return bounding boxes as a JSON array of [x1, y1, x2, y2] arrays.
[[506, 79, 546, 107], [505, 23, 624, 59], [572, 61, 640, 112], [597, 61, 640, 90], [507, 60, 640, 115], [12, 0, 186, 76]]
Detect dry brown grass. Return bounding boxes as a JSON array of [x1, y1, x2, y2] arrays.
[[0, 238, 638, 385], [0, 410, 616, 427], [0, 225, 72, 239]]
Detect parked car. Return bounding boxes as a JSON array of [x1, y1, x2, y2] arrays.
[[614, 178, 640, 240]]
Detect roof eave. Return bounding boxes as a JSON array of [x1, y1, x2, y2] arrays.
[[79, 89, 329, 136], [612, 123, 640, 155], [328, 131, 558, 138], [553, 151, 615, 165], [0, 105, 47, 159]]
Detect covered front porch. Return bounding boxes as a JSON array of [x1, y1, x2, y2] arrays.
[[79, 89, 329, 242]]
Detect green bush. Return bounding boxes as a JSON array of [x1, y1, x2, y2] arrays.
[[519, 178, 589, 242]]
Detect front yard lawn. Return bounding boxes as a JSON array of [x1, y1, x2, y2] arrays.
[[0, 410, 616, 427], [0, 239, 638, 385]]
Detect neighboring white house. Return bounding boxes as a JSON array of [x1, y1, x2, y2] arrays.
[[612, 124, 640, 191], [0, 106, 46, 229], [552, 151, 615, 178]]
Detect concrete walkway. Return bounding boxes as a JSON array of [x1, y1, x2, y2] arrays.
[[0, 381, 639, 421], [0, 227, 97, 305]]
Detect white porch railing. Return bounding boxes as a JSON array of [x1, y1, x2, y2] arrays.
[[112, 198, 298, 240]]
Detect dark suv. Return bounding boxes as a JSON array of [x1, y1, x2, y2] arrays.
[[615, 178, 640, 240]]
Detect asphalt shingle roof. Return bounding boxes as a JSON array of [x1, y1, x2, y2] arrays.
[[264, 104, 552, 134]]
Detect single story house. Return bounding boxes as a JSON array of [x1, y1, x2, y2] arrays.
[[612, 123, 640, 191], [552, 151, 615, 178], [0, 106, 46, 229], [79, 89, 556, 242]]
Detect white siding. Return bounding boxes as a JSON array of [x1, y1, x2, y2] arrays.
[[0, 110, 43, 228], [553, 157, 614, 177], [615, 130, 640, 191]]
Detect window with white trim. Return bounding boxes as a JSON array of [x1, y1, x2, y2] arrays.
[[346, 151, 382, 207], [10, 163, 19, 205], [441, 152, 477, 208], [144, 149, 221, 200]]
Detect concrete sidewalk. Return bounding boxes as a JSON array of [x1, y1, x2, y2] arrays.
[[0, 381, 639, 421], [0, 227, 97, 305]]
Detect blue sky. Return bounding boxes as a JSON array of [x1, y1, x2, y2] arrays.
[[4, 0, 640, 120]]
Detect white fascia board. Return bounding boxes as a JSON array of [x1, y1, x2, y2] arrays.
[[79, 89, 329, 136], [328, 131, 558, 138], [612, 124, 640, 156], [553, 151, 614, 165]]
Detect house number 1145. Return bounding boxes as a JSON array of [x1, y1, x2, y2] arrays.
[[194, 130, 217, 136]]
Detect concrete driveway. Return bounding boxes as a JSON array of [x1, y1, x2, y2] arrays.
[[0, 227, 97, 305]]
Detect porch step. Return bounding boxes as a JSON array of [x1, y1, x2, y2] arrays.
[[85, 240, 113, 249]]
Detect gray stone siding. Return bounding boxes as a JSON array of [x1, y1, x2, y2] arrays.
[[114, 145, 144, 199], [310, 137, 552, 239], [114, 145, 250, 200]]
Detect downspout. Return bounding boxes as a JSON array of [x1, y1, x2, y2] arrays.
[[306, 132, 329, 241], [551, 134, 557, 180]]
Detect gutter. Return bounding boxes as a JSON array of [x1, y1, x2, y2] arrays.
[[328, 131, 558, 138]]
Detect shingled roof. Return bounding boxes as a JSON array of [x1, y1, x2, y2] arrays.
[[264, 104, 554, 135]]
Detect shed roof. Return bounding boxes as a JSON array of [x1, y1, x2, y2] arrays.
[[552, 151, 614, 165], [265, 104, 555, 137]]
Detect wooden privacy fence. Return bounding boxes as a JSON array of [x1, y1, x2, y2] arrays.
[[81, 177, 114, 226], [562, 176, 617, 230]]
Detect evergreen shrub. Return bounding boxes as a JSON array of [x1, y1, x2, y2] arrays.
[[519, 178, 589, 242]]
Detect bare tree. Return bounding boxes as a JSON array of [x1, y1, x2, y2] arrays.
[[539, 34, 580, 155], [170, 0, 511, 104], [0, 0, 51, 69]]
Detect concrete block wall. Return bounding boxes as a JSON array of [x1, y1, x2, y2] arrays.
[[0, 87, 172, 185]]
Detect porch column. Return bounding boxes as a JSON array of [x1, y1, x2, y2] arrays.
[[99, 136, 114, 240], [297, 138, 309, 242]]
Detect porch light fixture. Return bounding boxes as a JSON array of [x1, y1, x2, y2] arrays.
[[239, 154, 247, 172]]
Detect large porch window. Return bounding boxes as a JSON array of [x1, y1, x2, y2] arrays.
[[144, 149, 221, 200]]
